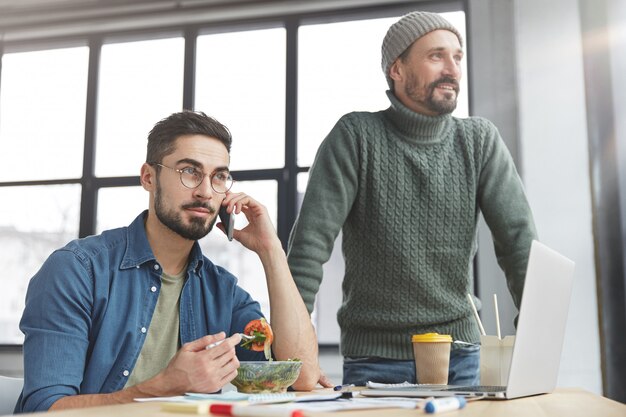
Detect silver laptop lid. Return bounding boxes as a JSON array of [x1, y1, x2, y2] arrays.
[[506, 240, 575, 399]]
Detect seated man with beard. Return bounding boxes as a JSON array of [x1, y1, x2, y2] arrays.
[[16, 111, 320, 413]]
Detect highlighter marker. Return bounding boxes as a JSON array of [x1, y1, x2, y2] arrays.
[[210, 403, 304, 417], [424, 396, 467, 414]]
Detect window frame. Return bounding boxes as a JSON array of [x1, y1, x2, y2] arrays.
[[0, 1, 468, 347]]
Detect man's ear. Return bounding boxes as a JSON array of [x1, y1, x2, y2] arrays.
[[140, 163, 156, 191], [389, 59, 404, 84]]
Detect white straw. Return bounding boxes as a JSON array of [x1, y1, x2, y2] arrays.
[[494, 293, 502, 340], [466, 293, 486, 336]]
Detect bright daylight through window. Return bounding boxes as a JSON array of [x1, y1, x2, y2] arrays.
[[0, 8, 466, 344]]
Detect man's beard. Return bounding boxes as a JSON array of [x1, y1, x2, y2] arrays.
[[154, 181, 217, 241], [406, 76, 459, 115]]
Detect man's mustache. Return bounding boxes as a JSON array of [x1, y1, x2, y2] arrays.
[[430, 77, 459, 92], [182, 201, 216, 214]]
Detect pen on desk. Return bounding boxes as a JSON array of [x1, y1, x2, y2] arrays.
[[333, 383, 355, 391], [424, 396, 467, 414], [209, 403, 304, 417]]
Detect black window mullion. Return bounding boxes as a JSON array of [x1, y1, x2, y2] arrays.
[[230, 168, 282, 182], [79, 36, 102, 238], [279, 17, 299, 250], [183, 28, 198, 110]]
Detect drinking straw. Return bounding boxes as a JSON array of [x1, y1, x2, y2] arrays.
[[466, 293, 486, 336], [494, 293, 502, 339]]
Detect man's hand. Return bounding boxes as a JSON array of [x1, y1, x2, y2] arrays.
[[317, 369, 335, 388], [155, 332, 242, 395], [217, 192, 322, 391], [218, 193, 280, 254], [50, 333, 242, 409]]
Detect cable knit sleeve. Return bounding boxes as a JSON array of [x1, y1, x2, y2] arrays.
[[287, 115, 360, 314], [476, 118, 538, 309]]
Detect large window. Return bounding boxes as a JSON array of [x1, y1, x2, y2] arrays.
[[196, 28, 286, 171], [96, 37, 185, 177], [0, 3, 467, 344], [299, 12, 467, 167], [0, 46, 88, 180]]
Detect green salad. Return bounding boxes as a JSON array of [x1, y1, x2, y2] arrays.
[[231, 360, 302, 393]]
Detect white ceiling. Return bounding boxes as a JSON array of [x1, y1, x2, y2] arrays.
[[0, 0, 278, 43], [0, 0, 259, 28], [0, 0, 420, 44]]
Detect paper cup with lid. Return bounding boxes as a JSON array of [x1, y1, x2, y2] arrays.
[[412, 333, 453, 384]]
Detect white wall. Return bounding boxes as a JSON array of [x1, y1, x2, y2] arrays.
[[513, 0, 602, 393]]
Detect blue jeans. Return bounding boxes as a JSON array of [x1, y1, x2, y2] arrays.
[[342, 346, 480, 386]]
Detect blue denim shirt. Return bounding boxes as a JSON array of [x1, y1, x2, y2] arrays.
[[16, 211, 265, 413]]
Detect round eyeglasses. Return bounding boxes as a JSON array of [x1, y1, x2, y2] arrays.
[[152, 163, 234, 194]]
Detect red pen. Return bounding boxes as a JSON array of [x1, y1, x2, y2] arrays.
[[209, 403, 304, 417]]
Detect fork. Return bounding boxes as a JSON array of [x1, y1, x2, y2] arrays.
[[206, 333, 255, 349]]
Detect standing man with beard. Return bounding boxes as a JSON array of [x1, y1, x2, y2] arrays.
[[16, 111, 319, 413], [288, 11, 537, 386]]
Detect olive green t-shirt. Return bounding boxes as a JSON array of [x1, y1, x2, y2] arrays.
[[125, 268, 186, 388]]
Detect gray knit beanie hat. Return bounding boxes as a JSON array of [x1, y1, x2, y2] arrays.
[[381, 11, 463, 88]]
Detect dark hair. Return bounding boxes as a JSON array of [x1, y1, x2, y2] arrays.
[[146, 110, 232, 164], [388, 44, 414, 90]]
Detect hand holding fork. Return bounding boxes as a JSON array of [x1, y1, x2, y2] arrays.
[[206, 333, 255, 349]]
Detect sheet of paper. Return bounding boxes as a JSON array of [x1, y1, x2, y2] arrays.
[[184, 392, 250, 401], [293, 393, 342, 402], [134, 396, 189, 402], [135, 391, 250, 403], [366, 381, 419, 389], [366, 381, 447, 389], [254, 397, 422, 412]]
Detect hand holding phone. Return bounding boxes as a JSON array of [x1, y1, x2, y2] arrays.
[[218, 205, 235, 241]]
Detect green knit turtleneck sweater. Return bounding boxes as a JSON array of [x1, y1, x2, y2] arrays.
[[287, 92, 537, 360]]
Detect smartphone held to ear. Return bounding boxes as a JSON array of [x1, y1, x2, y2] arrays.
[[218, 206, 235, 241]]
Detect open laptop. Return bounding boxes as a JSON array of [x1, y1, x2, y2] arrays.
[[360, 240, 575, 400]]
